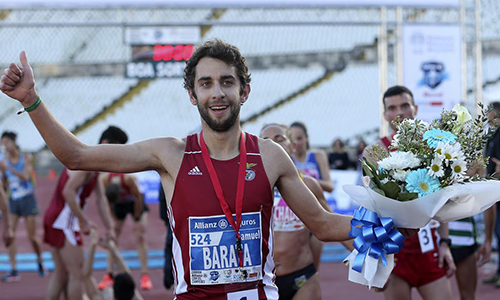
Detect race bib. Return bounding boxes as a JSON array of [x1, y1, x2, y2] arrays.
[[227, 289, 259, 300], [189, 212, 263, 285], [418, 223, 434, 253]]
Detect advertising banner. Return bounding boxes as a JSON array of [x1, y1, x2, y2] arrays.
[[403, 25, 462, 122]]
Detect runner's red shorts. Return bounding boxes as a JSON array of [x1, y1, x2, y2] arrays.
[[43, 222, 83, 248], [392, 228, 446, 287]]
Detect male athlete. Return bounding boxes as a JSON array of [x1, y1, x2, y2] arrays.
[[363, 86, 455, 300], [43, 126, 126, 300], [0, 40, 415, 299]]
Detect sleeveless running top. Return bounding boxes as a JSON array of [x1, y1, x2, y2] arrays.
[[5, 154, 34, 200], [44, 169, 99, 234], [169, 133, 278, 299], [449, 217, 477, 248], [292, 151, 321, 180]]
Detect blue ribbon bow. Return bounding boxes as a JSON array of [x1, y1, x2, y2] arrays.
[[348, 206, 405, 273]]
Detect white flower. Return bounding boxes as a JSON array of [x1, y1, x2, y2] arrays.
[[381, 178, 389, 184], [451, 159, 467, 179], [452, 104, 472, 135], [436, 142, 463, 166], [428, 156, 445, 178], [392, 169, 409, 181], [391, 134, 400, 148], [378, 151, 421, 171], [452, 104, 472, 126]]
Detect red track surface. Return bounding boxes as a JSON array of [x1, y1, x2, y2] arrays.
[[1, 177, 499, 299]]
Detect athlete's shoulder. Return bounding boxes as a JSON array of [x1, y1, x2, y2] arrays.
[[257, 136, 285, 156]]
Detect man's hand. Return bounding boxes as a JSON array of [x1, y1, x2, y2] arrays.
[[80, 219, 96, 235], [0, 51, 39, 105], [2, 228, 13, 247], [0, 160, 6, 172], [438, 243, 456, 277], [477, 241, 492, 266]]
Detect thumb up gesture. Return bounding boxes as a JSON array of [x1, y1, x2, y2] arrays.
[[0, 51, 39, 106]]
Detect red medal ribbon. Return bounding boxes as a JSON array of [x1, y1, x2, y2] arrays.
[[200, 130, 247, 268]]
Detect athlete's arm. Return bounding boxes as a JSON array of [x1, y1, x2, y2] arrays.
[[302, 175, 332, 213], [83, 229, 104, 300], [313, 150, 334, 192], [263, 140, 352, 242], [0, 52, 168, 174], [437, 222, 456, 277], [95, 174, 114, 237], [98, 237, 144, 300], [0, 180, 13, 247], [478, 205, 496, 266], [62, 170, 95, 234], [1, 153, 32, 182]]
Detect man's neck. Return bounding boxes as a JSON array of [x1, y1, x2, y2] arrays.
[[199, 124, 243, 160]]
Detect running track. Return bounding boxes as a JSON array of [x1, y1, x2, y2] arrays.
[[0, 177, 499, 299]]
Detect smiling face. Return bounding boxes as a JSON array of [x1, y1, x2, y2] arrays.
[[383, 93, 418, 131], [189, 57, 249, 133]]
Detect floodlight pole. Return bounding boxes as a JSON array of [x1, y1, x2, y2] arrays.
[[475, 0, 482, 115], [378, 6, 389, 138], [396, 6, 403, 85], [460, 0, 467, 109]]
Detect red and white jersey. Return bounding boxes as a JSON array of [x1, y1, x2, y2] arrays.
[[43, 169, 98, 246], [169, 133, 278, 300]]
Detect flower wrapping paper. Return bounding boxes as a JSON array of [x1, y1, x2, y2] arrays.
[[342, 177, 500, 288]]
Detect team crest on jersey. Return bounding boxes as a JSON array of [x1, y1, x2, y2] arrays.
[[245, 163, 257, 181]]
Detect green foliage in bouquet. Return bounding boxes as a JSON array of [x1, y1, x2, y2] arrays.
[[361, 103, 498, 201]]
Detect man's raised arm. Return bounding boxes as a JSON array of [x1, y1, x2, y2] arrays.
[[0, 52, 162, 174]]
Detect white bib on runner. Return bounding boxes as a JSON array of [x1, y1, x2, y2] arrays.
[[227, 288, 259, 300], [418, 223, 434, 253], [189, 212, 263, 285]]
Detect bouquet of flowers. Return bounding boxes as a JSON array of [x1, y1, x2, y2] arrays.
[[342, 104, 500, 288]]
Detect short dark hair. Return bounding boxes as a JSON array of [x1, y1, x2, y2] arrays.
[[183, 38, 251, 99], [105, 183, 121, 204], [113, 272, 135, 300], [382, 86, 415, 110], [1, 131, 17, 142], [99, 126, 128, 144]]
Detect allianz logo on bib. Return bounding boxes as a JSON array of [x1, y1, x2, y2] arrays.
[[188, 166, 203, 176]]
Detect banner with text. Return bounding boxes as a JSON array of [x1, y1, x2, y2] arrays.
[[403, 25, 462, 122]]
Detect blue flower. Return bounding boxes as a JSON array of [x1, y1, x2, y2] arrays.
[[378, 166, 386, 175], [422, 129, 457, 148], [405, 168, 441, 197]]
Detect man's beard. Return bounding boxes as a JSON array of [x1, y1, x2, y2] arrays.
[[198, 101, 241, 132]]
